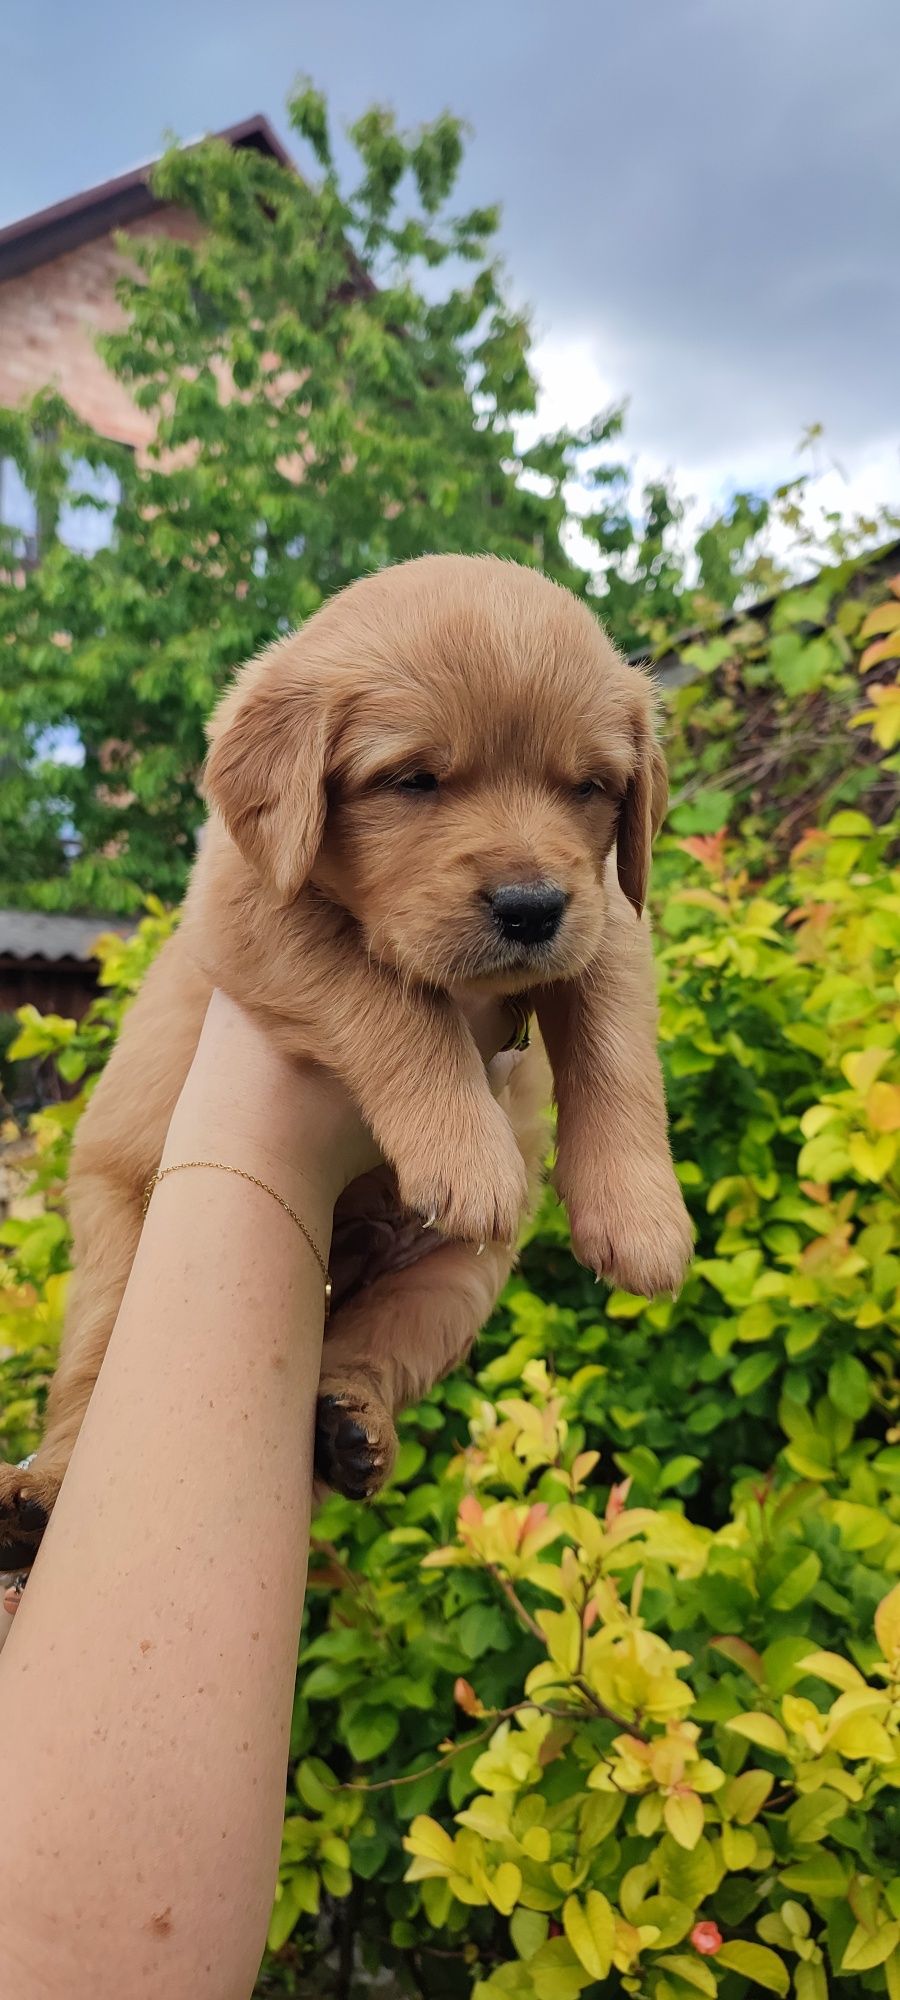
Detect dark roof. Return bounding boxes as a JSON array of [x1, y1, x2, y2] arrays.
[[0, 115, 294, 286], [633, 534, 900, 688], [0, 909, 133, 964]]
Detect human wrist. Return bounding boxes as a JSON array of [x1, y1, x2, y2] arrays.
[[165, 991, 369, 1206]]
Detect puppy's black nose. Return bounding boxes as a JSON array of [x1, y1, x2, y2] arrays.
[[489, 883, 568, 946]]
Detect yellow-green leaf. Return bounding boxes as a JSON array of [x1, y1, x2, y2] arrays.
[[848, 1131, 898, 1182], [780, 1852, 847, 1899], [510, 1908, 549, 1960], [841, 1047, 890, 1092], [663, 1790, 704, 1850], [656, 1834, 720, 1904], [721, 1821, 757, 1868], [876, 1582, 900, 1662], [798, 1649, 867, 1692], [656, 1954, 717, 1995], [528, 1939, 586, 2000], [721, 1768, 774, 1823], [786, 1788, 848, 1845], [267, 1867, 319, 1951], [795, 1962, 829, 2000], [632, 1894, 694, 1950], [801, 1100, 841, 1137], [859, 680, 900, 747], [725, 1712, 789, 1755], [828, 1712, 894, 1760], [536, 1607, 582, 1672], [562, 1890, 615, 1980], [403, 1816, 456, 1873], [842, 1921, 900, 1973], [635, 1792, 664, 1835], [715, 1941, 789, 1993], [486, 1862, 522, 1915], [770, 1549, 821, 1611], [618, 1862, 656, 1922], [828, 1687, 890, 1721]]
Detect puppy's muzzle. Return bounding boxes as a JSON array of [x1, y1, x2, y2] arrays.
[[486, 882, 568, 948]]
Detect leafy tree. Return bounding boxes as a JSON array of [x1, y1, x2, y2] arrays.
[[0, 84, 630, 911], [6, 78, 895, 915]]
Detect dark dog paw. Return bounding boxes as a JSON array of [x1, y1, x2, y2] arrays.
[[0, 1465, 53, 1572], [314, 1379, 397, 1501]]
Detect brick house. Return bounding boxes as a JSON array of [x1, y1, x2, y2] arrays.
[[0, 114, 292, 557], [0, 114, 291, 446]]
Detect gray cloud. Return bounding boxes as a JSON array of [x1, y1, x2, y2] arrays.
[[3, 0, 898, 486]]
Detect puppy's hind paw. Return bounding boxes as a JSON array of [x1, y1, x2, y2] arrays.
[[314, 1375, 398, 1502], [0, 1462, 57, 1572]]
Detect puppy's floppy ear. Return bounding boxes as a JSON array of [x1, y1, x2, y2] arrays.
[[616, 706, 668, 919], [204, 646, 329, 904]]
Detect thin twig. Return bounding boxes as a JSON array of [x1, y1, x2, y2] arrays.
[[488, 1544, 644, 1736], [485, 1561, 545, 1643], [308, 1538, 393, 1647], [338, 1699, 581, 1793], [572, 1673, 636, 1734]]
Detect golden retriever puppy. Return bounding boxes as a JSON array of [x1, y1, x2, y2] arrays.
[[0, 554, 691, 1564]]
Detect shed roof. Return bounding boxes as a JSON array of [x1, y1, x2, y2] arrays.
[[0, 909, 132, 963], [631, 535, 900, 687]]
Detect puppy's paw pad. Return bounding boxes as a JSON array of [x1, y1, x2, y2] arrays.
[[314, 1387, 397, 1502], [0, 1465, 54, 1571]]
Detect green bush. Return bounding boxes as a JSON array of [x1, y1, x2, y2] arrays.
[[2, 567, 899, 1995]]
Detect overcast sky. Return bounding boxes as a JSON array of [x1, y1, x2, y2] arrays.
[[3, 0, 899, 537]]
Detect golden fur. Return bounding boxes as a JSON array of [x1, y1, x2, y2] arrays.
[[0, 554, 692, 1557]]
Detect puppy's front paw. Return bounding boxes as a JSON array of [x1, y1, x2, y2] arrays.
[[0, 1462, 57, 1571], [565, 1158, 694, 1299], [396, 1096, 528, 1245], [314, 1373, 397, 1501]]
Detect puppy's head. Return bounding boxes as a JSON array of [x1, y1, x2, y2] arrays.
[[204, 555, 667, 992]]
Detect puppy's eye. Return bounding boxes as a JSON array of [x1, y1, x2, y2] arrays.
[[392, 770, 439, 795], [575, 778, 605, 800]]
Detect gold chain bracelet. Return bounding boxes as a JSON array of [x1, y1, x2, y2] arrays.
[[142, 1161, 331, 1318]]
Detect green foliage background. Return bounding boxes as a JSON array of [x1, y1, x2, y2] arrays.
[[2, 78, 900, 2000], [4, 559, 900, 1996]]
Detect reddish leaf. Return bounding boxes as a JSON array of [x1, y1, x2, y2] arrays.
[[454, 1677, 485, 1717], [858, 635, 900, 672], [709, 1635, 765, 1683]]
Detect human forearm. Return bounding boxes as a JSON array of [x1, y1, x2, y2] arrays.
[[0, 1001, 334, 1999], [0, 988, 517, 1996]]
